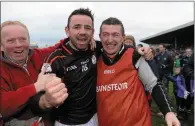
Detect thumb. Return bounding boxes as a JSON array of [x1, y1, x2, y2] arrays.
[[40, 65, 46, 75]]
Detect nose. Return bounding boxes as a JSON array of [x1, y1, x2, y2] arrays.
[[107, 35, 113, 43], [79, 27, 86, 34], [15, 39, 22, 47]]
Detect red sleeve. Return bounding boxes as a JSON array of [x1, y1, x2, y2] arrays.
[[36, 41, 61, 60], [0, 78, 36, 119]]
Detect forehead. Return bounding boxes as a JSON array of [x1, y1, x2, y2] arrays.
[[159, 45, 164, 48], [175, 67, 180, 70], [101, 24, 122, 34], [69, 15, 93, 26], [126, 39, 133, 42], [2, 25, 28, 38], [186, 49, 191, 51]]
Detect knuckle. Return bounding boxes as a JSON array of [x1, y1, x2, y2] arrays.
[[45, 87, 50, 92], [57, 78, 61, 82], [64, 88, 68, 92], [61, 83, 65, 88], [56, 99, 62, 104], [65, 93, 69, 98]]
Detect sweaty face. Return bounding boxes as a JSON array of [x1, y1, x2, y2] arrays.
[[66, 15, 94, 50], [1, 25, 30, 64], [100, 24, 124, 57]]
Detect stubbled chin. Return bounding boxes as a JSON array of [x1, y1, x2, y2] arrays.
[[77, 44, 88, 50], [105, 47, 115, 53]]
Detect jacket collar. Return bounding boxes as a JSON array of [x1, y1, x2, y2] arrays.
[[1, 49, 34, 67]]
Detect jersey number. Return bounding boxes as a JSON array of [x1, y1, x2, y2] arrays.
[[82, 64, 88, 72]]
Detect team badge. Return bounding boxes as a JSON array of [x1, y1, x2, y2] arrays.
[[91, 55, 97, 64], [164, 57, 167, 60]]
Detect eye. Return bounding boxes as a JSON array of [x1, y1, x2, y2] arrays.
[[74, 26, 79, 29], [7, 39, 15, 43], [112, 33, 120, 37], [85, 26, 92, 30], [19, 37, 27, 41], [102, 33, 109, 37], [73, 25, 81, 29]]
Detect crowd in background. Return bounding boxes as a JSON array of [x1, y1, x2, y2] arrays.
[[124, 34, 194, 121]]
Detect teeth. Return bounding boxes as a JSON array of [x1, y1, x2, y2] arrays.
[[107, 45, 114, 48], [15, 50, 23, 53], [78, 39, 86, 41]]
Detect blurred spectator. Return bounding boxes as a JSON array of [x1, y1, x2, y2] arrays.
[[173, 66, 188, 119], [182, 53, 194, 113], [156, 43, 174, 93], [124, 35, 136, 47], [181, 47, 192, 67]]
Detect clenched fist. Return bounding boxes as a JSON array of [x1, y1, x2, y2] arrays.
[[39, 77, 68, 109]]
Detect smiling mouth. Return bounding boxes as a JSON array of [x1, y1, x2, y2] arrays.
[[14, 50, 24, 54], [77, 38, 87, 41], [106, 44, 116, 49]]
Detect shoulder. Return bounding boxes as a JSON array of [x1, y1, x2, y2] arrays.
[[164, 51, 169, 56], [1, 62, 10, 76], [176, 75, 182, 80], [156, 53, 160, 57], [45, 49, 64, 64]]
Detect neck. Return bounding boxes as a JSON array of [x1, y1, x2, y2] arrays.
[[107, 53, 117, 59], [17, 61, 26, 66], [161, 51, 165, 55]]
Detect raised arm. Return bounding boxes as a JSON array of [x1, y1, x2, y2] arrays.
[[132, 50, 180, 126]]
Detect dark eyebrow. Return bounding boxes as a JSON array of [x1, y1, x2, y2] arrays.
[[112, 32, 120, 35], [84, 25, 92, 28], [102, 32, 109, 34], [72, 24, 81, 27]]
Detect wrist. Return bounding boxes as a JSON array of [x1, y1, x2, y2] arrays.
[[165, 112, 177, 118], [34, 82, 40, 93]]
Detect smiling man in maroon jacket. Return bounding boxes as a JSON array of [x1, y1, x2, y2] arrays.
[[0, 21, 68, 126]]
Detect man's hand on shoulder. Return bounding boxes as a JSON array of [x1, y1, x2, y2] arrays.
[[137, 47, 154, 60], [39, 77, 68, 109]]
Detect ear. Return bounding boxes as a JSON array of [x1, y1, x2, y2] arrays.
[[99, 33, 101, 40], [65, 26, 70, 37], [122, 34, 125, 42], [1, 45, 4, 52], [92, 28, 95, 36]]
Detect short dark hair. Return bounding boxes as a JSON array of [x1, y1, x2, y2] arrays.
[[185, 47, 192, 50], [100, 17, 125, 35], [159, 43, 166, 48], [137, 44, 143, 47], [67, 8, 94, 28]]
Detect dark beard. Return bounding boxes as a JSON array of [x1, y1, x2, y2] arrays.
[[69, 37, 89, 51]]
